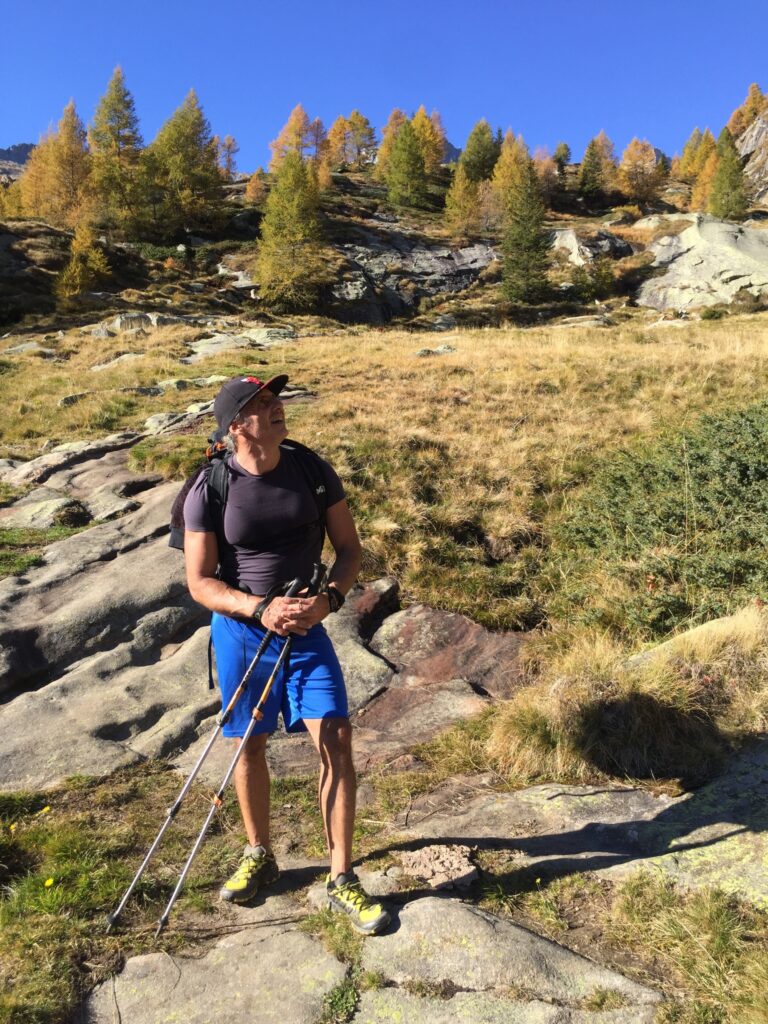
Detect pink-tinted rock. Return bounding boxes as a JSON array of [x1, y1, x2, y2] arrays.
[[370, 604, 524, 699]]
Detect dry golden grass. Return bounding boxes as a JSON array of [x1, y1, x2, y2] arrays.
[[4, 313, 768, 627], [487, 603, 768, 786]]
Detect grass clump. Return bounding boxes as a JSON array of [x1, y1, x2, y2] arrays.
[[611, 871, 768, 1023], [0, 525, 84, 578], [129, 433, 209, 480], [487, 603, 768, 786]]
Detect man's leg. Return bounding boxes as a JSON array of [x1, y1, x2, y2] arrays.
[[233, 733, 271, 849], [304, 717, 355, 878], [220, 731, 279, 903]]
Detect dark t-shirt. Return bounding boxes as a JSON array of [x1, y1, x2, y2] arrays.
[[183, 448, 345, 595]]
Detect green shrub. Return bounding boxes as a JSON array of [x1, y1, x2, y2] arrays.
[[540, 401, 768, 640], [701, 306, 727, 320]]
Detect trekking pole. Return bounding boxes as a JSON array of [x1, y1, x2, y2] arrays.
[[153, 562, 326, 937], [105, 574, 307, 933]]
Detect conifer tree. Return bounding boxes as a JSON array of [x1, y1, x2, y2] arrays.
[[307, 118, 328, 163], [578, 138, 603, 200], [727, 83, 767, 138], [20, 102, 92, 227], [429, 110, 447, 163], [385, 119, 427, 207], [691, 129, 716, 180], [412, 105, 445, 173], [89, 67, 143, 231], [346, 110, 377, 168], [142, 90, 223, 240], [245, 167, 268, 204], [594, 130, 618, 187], [327, 115, 350, 168], [492, 131, 529, 211], [502, 155, 551, 304], [553, 142, 571, 177], [460, 119, 499, 182], [269, 104, 312, 170], [690, 150, 719, 211], [218, 135, 239, 180], [677, 127, 702, 182], [327, 112, 376, 169], [619, 138, 664, 204], [533, 148, 558, 205], [579, 130, 616, 202], [55, 223, 111, 297], [444, 163, 479, 238], [254, 151, 326, 309], [708, 128, 748, 220], [0, 181, 24, 218], [375, 109, 408, 181]]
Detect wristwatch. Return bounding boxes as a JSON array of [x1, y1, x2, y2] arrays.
[[326, 586, 346, 613]]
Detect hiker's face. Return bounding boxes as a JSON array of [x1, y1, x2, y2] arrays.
[[231, 389, 287, 446]]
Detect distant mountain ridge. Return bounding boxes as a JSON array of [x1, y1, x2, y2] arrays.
[[0, 143, 34, 164]]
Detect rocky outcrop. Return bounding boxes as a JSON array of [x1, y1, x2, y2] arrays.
[[83, 887, 660, 1024], [636, 214, 768, 309], [737, 115, 768, 204], [552, 228, 633, 266], [328, 228, 497, 323], [0, 430, 524, 791]]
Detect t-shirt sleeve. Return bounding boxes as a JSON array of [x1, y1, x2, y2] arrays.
[[320, 457, 346, 508], [183, 469, 215, 533]]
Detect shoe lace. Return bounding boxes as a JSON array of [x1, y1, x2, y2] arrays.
[[336, 880, 374, 910], [235, 854, 262, 881]]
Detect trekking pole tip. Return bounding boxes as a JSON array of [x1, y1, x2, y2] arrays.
[[105, 914, 116, 934], [154, 918, 167, 940]]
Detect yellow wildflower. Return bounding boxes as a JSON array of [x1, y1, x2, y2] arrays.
[[44, 878, 54, 887]]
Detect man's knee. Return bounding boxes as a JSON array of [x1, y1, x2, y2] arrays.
[[318, 718, 353, 766], [235, 733, 268, 764]]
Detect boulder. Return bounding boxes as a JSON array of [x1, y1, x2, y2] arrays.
[[361, 898, 660, 1008], [0, 487, 90, 528], [182, 326, 295, 364], [552, 228, 633, 266], [637, 215, 768, 310], [112, 312, 152, 333], [83, 916, 346, 1024], [90, 352, 144, 372], [370, 604, 524, 699], [4, 341, 56, 356]]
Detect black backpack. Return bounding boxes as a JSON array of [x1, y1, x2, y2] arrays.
[[169, 434, 330, 554]]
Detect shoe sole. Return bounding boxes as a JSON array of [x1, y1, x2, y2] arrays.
[[327, 897, 391, 935]]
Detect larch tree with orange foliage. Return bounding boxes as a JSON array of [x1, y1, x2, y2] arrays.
[[20, 101, 92, 228], [269, 104, 312, 171], [619, 138, 665, 204], [727, 83, 767, 138], [375, 109, 408, 181], [412, 105, 445, 174]]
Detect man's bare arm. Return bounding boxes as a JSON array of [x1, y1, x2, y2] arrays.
[[184, 530, 262, 618]]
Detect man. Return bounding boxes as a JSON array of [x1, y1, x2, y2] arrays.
[[183, 373, 390, 935]]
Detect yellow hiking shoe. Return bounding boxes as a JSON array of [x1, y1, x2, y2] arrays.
[[326, 871, 391, 935], [219, 845, 279, 903]]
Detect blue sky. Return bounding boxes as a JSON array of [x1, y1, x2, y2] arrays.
[[1, 0, 765, 171]]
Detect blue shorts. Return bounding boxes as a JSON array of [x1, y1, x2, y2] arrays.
[[211, 613, 348, 738]]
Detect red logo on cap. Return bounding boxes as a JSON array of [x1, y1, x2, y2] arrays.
[[241, 376, 264, 385]]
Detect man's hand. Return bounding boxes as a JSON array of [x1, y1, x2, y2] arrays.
[[261, 593, 330, 636]]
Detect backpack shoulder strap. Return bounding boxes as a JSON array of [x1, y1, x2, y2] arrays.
[[207, 456, 231, 554]]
